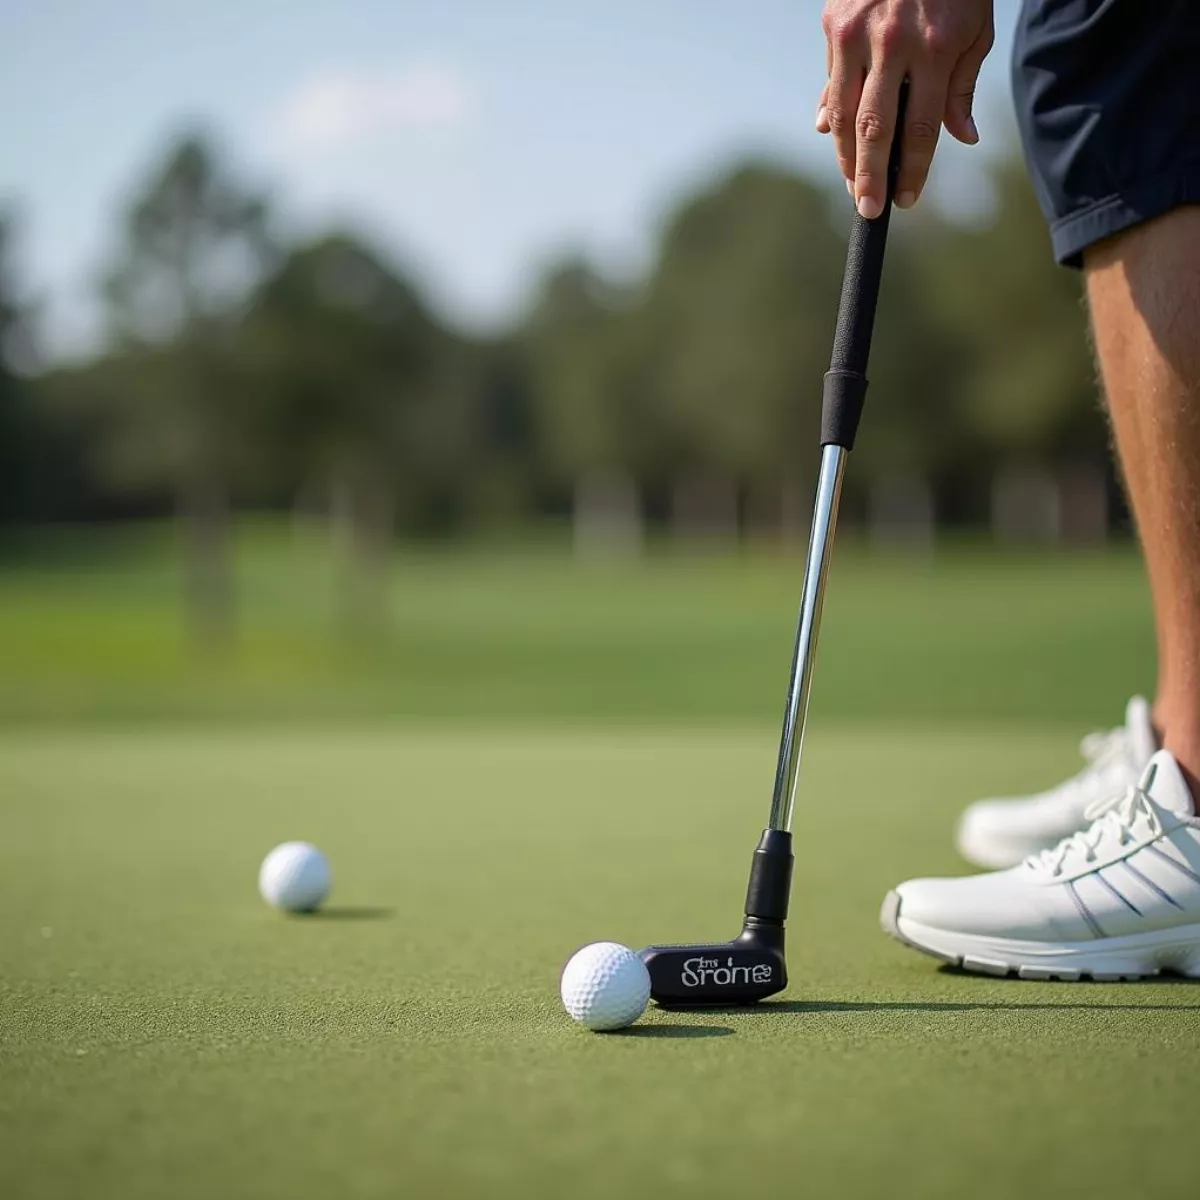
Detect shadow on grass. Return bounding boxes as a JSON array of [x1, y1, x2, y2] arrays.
[[934, 963, 1200, 985], [612, 1024, 734, 1038], [296, 906, 396, 921], [757, 995, 1200, 1014]]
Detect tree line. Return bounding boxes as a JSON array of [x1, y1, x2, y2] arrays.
[[0, 128, 1116, 640]]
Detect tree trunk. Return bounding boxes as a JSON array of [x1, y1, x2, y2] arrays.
[[670, 472, 738, 547], [179, 473, 234, 652], [340, 469, 394, 637], [991, 463, 1061, 544], [1057, 462, 1109, 544], [573, 468, 643, 557], [867, 472, 935, 554]]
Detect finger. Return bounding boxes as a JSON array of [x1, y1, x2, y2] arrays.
[[816, 81, 831, 133], [944, 22, 993, 144], [893, 71, 949, 208], [853, 65, 904, 219], [825, 48, 867, 187]]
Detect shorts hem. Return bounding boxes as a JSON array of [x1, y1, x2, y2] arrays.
[[1050, 161, 1200, 268]]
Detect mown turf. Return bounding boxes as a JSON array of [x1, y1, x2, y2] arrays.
[[3, 726, 1197, 1200], [0, 524, 1156, 727]]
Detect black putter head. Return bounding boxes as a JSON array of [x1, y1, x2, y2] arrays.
[[638, 829, 793, 1008], [639, 917, 786, 1007]]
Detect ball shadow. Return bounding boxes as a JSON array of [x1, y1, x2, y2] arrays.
[[611, 1023, 734, 1038], [298, 906, 396, 921]]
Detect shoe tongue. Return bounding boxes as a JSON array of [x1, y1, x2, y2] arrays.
[[1124, 695, 1157, 766], [1138, 750, 1196, 818]]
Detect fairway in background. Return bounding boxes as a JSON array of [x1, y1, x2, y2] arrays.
[[0, 522, 1154, 728]]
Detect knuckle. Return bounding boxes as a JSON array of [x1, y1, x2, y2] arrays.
[[856, 109, 890, 143], [923, 26, 954, 58], [824, 13, 863, 48], [907, 118, 939, 144], [824, 105, 852, 136], [874, 19, 905, 55]]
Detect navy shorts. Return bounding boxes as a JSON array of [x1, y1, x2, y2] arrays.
[[1011, 0, 1200, 268]]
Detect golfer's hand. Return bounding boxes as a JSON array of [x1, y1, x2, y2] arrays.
[[817, 0, 994, 217]]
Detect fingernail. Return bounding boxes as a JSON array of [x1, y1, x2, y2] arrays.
[[815, 105, 827, 130], [896, 190, 917, 209], [846, 179, 855, 198], [857, 196, 882, 220], [967, 116, 979, 143]]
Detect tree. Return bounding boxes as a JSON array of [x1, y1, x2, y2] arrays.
[[242, 232, 466, 628], [95, 129, 275, 647], [520, 258, 658, 544], [0, 206, 37, 527], [917, 152, 1107, 536], [637, 163, 849, 535]]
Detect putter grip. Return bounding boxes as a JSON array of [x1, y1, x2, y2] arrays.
[[819, 81, 908, 450]]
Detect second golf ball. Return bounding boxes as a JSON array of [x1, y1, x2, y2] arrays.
[[259, 841, 331, 912], [560, 941, 651, 1031]]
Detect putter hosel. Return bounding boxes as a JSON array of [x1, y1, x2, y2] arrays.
[[743, 828, 793, 923], [640, 831, 792, 1007]]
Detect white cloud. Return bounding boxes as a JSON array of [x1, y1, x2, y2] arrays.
[[267, 62, 474, 154]]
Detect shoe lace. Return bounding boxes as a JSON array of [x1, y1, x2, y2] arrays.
[[1030, 785, 1161, 877]]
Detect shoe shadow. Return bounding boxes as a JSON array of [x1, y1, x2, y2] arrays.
[[296, 906, 396, 921], [611, 1024, 734, 1038], [935, 963, 1200, 987], [763, 994, 1200, 1014]]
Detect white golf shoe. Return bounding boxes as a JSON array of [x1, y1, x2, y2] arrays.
[[883, 750, 1200, 980], [955, 696, 1157, 869]]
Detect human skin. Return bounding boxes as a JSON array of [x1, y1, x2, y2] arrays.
[[816, 0, 994, 217]]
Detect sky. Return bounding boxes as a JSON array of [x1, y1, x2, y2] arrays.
[[1, 0, 1023, 360]]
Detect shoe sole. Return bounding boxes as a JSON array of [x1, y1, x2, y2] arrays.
[[880, 890, 1200, 981]]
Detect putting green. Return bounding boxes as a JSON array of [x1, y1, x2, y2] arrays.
[[3, 726, 1197, 1199]]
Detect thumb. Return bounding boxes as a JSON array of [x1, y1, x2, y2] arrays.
[[944, 27, 991, 145]]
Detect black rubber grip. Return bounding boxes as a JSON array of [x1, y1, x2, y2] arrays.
[[820, 80, 909, 450]]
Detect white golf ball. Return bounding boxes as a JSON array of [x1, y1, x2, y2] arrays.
[[560, 941, 651, 1031], [258, 842, 331, 912]]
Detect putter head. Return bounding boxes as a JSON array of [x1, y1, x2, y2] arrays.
[[638, 828, 793, 1008], [639, 918, 786, 1007]]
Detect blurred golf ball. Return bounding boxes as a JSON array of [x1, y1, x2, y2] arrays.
[[560, 941, 651, 1031], [258, 842, 331, 912]]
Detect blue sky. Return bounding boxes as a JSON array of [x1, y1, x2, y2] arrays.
[[2, 0, 1022, 359]]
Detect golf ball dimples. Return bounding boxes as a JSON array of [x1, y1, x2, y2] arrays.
[[560, 941, 651, 1031], [259, 842, 331, 912]]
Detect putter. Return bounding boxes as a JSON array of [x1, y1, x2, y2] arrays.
[[639, 92, 908, 1007]]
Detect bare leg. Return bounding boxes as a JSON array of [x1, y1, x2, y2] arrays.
[[1086, 205, 1200, 792]]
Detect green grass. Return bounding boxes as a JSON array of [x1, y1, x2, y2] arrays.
[[2, 726, 1197, 1200], [1, 527, 1185, 1195], [0, 521, 1157, 726]]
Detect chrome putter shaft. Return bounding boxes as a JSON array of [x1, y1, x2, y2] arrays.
[[639, 86, 908, 1007]]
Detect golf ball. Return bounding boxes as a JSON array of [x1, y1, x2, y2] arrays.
[[258, 841, 331, 912], [560, 941, 651, 1031]]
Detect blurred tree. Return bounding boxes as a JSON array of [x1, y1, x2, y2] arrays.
[[464, 333, 540, 530], [638, 164, 848, 537], [93, 130, 275, 647], [923, 153, 1106, 536], [0, 206, 38, 527], [521, 258, 656, 547], [938, 157, 1097, 456], [242, 232, 468, 629]]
